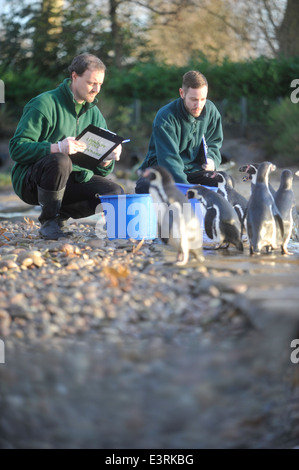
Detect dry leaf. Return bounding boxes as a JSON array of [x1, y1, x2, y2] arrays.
[[24, 217, 38, 227], [0, 228, 10, 241], [102, 264, 130, 287], [132, 238, 145, 254]]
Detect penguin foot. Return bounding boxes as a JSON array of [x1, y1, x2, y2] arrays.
[[250, 246, 261, 256], [190, 251, 205, 263], [281, 246, 293, 255], [175, 250, 189, 266], [235, 241, 244, 252], [176, 259, 188, 266], [215, 243, 229, 250]]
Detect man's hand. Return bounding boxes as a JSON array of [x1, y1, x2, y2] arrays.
[[100, 144, 122, 167], [202, 158, 215, 171], [58, 137, 87, 155]]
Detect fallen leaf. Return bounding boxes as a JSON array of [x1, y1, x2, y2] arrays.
[[24, 217, 38, 227], [0, 228, 10, 241], [132, 238, 145, 254]]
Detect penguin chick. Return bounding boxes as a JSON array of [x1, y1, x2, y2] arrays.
[[246, 162, 283, 255], [142, 166, 203, 265], [187, 185, 243, 251], [274, 169, 295, 254], [205, 170, 248, 233]]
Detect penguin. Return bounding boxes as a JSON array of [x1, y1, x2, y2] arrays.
[[274, 169, 295, 254], [201, 170, 248, 233], [239, 163, 276, 197], [292, 171, 299, 240], [187, 185, 243, 251], [245, 162, 284, 255], [142, 166, 203, 265], [240, 162, 299, 241]]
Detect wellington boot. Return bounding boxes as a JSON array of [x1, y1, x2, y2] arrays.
[[39, 217, 68, 240], [37, 186, 67, 240]]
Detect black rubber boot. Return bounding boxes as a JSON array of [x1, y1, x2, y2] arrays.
[[38, 186, 68, 240], [56, 217, 74, 236]]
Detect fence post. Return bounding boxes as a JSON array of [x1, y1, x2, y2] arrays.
[[0, 80, 5, 103], [240, 96, 247, 136], [0, 339, 4, 363]]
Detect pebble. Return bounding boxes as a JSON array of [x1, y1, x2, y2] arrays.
[[1, 175, 299, 450], [0, 217, 257, 342]]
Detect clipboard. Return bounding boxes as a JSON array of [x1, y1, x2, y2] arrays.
[[70, 125, 129, 170]]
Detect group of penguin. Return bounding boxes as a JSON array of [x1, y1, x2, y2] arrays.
[[141, 162, 299, 265]]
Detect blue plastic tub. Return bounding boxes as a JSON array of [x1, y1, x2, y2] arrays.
[[100, 194, 157, 240]]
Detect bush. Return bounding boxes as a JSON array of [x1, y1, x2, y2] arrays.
[[265, 97, 299, 164]]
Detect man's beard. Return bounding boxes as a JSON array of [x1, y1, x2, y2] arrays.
[[183, 99, 201, 117]]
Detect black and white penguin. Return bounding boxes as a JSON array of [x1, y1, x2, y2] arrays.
[[187, 185, 243, 251], [239, 163, 276, 197], [240, 163, 299, 241], [202, 170, 248, 232], [142, 166, 203, 265], [245, 162, 284, 255], [274, 169, 295, 254]]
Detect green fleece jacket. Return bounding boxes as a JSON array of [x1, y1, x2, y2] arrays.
[[139, 97, 223, 184], [9, 78, 114, 199]]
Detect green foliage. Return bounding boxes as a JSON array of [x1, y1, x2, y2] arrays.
[[265, 97, 299, 164], [103, 55, 299, 105], [0, 64, 56, 111], [104, 61, 183, 103], [188, 55, 299, 101], [2, 49, 299, 159], [0, 172, 11, 188], [100, 96, 156, 161]]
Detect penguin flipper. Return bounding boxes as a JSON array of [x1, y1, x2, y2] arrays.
[[272, 205, 284, 238], [204, 207, 217, 240]]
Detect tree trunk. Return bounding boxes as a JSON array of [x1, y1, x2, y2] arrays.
[[277, 0, 299, 57], [109, 0, 123, 69]]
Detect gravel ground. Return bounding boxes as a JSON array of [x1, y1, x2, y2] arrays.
[[0, 164, 299, 449]]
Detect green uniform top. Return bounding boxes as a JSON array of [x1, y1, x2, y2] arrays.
[[9, 78, 114, 199], [139, 97, 223, 184]]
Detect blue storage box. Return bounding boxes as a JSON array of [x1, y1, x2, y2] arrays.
[[100, 194, 157, 240]]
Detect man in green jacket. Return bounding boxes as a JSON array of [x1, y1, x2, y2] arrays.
[[9, 53, 123, 240], [136, 70, 223, 192]]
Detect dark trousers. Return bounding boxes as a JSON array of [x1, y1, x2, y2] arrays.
[[22, 153, 124, 217]]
